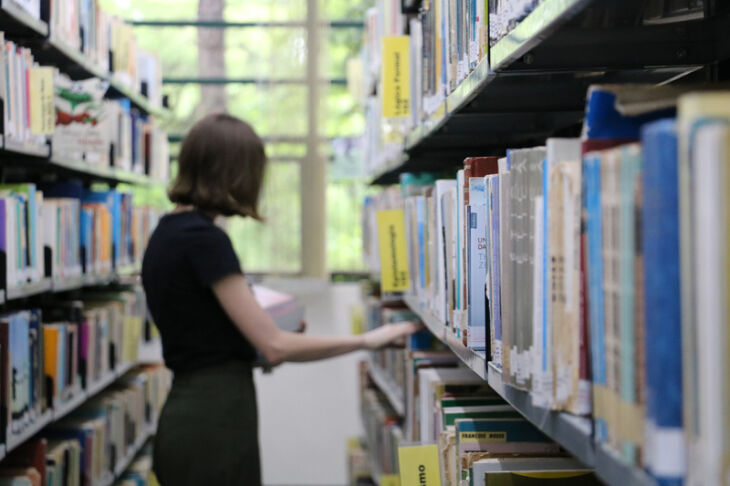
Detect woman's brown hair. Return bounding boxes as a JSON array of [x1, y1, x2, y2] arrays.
[[168, 113, 266, 220]]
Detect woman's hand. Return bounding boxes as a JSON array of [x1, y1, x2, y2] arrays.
[[362, 321, 424, 350]]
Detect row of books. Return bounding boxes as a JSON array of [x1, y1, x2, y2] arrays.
[[0, 364, 170, 486], [0, 32, 168, 181], [0, 286, 149, 445], [1, 182, 162, 293], [115, 445, 156, 486], [367, 87, 730, 485], [52, 71, 169, 180], [488, 0, 543, 47], [12, 0, 164, 108], [358, 296, 603, 485]]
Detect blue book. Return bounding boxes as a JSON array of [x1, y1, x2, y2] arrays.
[[79, 208, 93, 273], [83, 190, 121, 267], [583, 153, 607, 441], [583, 86, 676, 140], [641, 119, 684, 485], [417, 197, 427, 291]]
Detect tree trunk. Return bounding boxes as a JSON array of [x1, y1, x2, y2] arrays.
[[197, 0, 227, 115]]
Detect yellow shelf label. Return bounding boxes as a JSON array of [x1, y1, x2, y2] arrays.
[[398, 444, 442, 486], [381, 474, 401, 486], [377, 209, 410, 292], [381, 36, 411, 118]]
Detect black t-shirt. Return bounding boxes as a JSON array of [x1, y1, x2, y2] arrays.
[[142, 210, 257, 372]]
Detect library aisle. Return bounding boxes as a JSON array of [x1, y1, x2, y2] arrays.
[[0, 0, 727, 486]]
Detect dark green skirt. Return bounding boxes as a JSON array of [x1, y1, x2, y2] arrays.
[[153, 360, 261, 486]]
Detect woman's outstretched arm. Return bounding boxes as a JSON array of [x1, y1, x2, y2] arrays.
[[213, 274, 421, 366]]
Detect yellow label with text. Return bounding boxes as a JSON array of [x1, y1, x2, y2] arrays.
[[398, 444, 442, 486], [382, 36, 410, 118], [377, 209, 410, 292], [29, 67, 55, 135], [459, 431, 507, 443], [381, 474, 401, 486]]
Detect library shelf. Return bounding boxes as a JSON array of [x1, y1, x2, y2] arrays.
[[404, 101, 447, 152], [138, 339, 163, 364], [48, 157, 153, 186], [445, 56, 493, 115], [5, 278, 52, 300], [38, 39, 166, 117], [2, 137, 51, 158], [106, 77, 169, 119], [114, 425, 152, 477], [52, 385, 89, 422], [3, 357, 155, 459], [0, 20, 164, 117], [369, 3, 730, 184], [3, 271, 144, 304], [489, 0, 593, 72], [0, 1, 47, 37], [86, 369, 120, 399], [115, 360, 135, 378], [42, 37, 108, 80], [367, 358, 406, 417], [50, 276, 86, 293], [5, 409, 54, 453], [401, 294, 659, 486]]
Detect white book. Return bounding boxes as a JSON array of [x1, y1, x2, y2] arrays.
[[691, 123, 729, 486], [467, 176, 488, 350], [532, 138, 581, 408], [471, 457, 592, 486]]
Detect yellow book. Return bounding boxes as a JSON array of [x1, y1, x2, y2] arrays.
[[43, 327, 59, 400]]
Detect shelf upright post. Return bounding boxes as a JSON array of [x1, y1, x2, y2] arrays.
[[302, 0, 327, 278]]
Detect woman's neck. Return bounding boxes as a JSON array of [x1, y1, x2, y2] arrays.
[[172, 205, 219, 220]]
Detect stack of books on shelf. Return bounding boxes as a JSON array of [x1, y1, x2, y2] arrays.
[[45, 0, 163, 106], [0, 364, 170, 486], [51, 71, 168, 179], [0, 34, 48, 150], [0, 181, 162, 294], [358, 0, 550, 177], [364, 85, 730, 485], [358, 287, 605, 485], [0, 18, 168, 180]]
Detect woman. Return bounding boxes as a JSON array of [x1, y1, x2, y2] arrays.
[[142, 113, 419, 486]]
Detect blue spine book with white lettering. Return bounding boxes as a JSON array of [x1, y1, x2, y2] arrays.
[[641, 118, 684, 486]]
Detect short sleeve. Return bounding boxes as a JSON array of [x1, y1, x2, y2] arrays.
[[187, 226, 243, 286]]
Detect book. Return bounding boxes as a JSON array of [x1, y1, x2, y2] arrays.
[[252, 285, 305, 333], [640, 118, 685, 485], [677, 92, 730, 486], [470, 457, 600, 486]]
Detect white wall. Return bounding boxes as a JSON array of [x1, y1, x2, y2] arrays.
[[255, 281, 365, 486]]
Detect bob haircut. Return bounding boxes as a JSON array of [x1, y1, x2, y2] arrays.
[[168, 113, 266, 220]]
